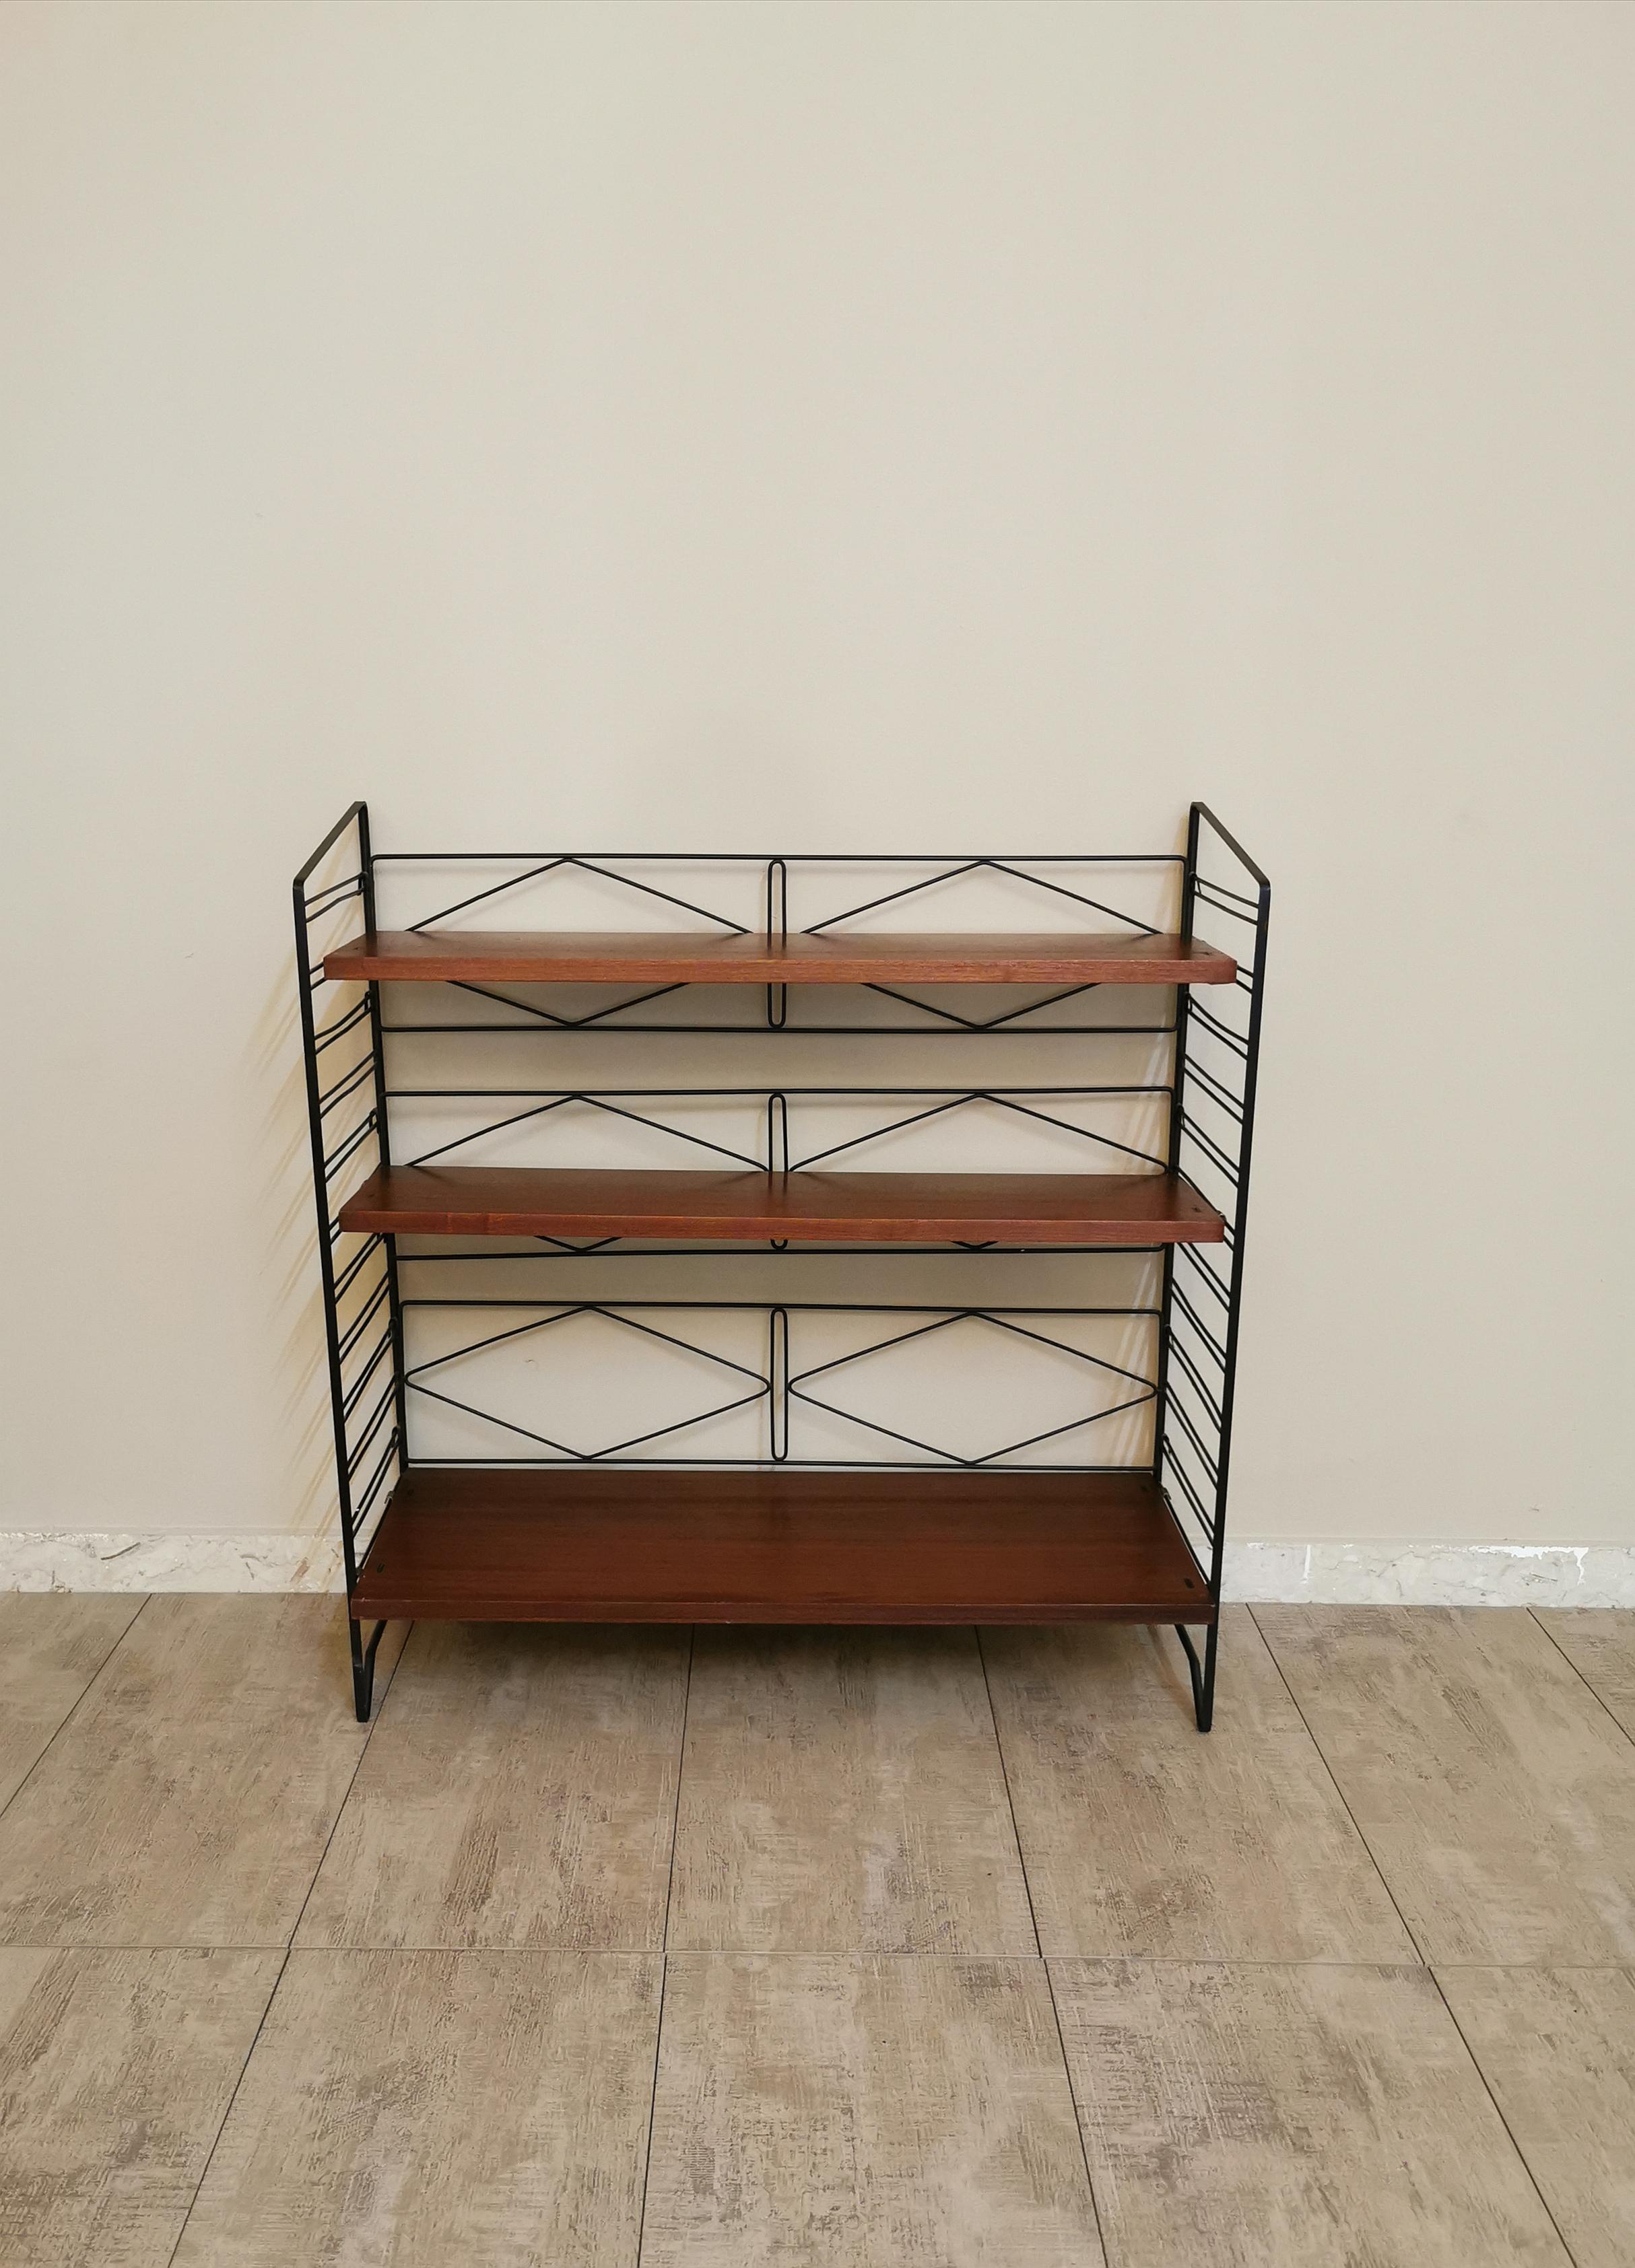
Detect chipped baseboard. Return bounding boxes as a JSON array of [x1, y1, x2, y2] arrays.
[[1222, 1539, 1635, 1608]]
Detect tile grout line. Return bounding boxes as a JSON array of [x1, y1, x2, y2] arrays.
[[975, 1627, 1112, 2267], [1526, 1608, 1635, 1754], [1428, 1968, 1581, 2267], [1246, 1605, 1431, 1967], [972, 1628, 1042, 1961], [286, 1616, 418, 1950], [1037, 1955, 1113, 2268], [160, 1945, 291, 2268], [634, 1622, 694, 2268], [0, 1595, 153, 1830], [162, 1614, 418, 2267]]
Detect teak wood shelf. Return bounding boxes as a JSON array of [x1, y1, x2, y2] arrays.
[[296, 813, 1269, 1730], [353, 1470, 1207, 1624], [337, 1165, 1227, 1245], [325, 928, 1238, 988]]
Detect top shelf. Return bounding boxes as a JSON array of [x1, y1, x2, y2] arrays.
[[324, 928, 1237, 987]]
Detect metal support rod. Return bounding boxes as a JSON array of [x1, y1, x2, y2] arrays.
[[765, 856, 788, 1029], [1160, 801, 1271, 1731], [1173, 1620, 1219, 1733], [349, 1616, 388, 1723], [295, 801, 405, 1719]]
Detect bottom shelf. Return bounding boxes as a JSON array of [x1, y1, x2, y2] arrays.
[[352, 1467, 1212, 1624]]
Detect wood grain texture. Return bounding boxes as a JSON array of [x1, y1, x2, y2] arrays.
[[1051, 1960, 1569, 2268], [296, 1622, 687, 1950], [0, 1595, 144, 1813], [326, 926, 1236, 986], [1533, 1609, 1635, 1737], [642, 1954, 1102, 2267], [669, 1629, 1035, 1954], [982, 1611, 1413, 1960], [0, 1598, 405, 1948], [0, 1947, 279, 2268], [338, 1163, 1226, 1244], [353, 1469, 1213, 1624], [1254, 1606, 1635, 1963], [1436, 1965, 1635, 2268], [171, 1951, 658, 2268]]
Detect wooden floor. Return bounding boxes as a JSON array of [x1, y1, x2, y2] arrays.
[[0, 1597, 1632, 2265]]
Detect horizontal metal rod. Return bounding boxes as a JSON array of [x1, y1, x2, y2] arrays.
[[405, 1454, 1161, 1472], [318, 1057, 376, 1118], [1160, 1443, 1217, 1536], [349, 1434, 401, 1530], [341, 1330, 395, 1420], [384, 1084, 1172, 1097], [303, 880, 366, 924], [321, 1113, 378, 1183], [373, 850, 1185, 866], [1192, 887, 1259, 927], [380, 1021, 1180, 1037], [1182, 1000, 1248, 1056], [345, 1381, 398, 1476], [1179, 1059, 1245, 1122], [336, 1277, 390, 1363], [399, 1298, 1164, 1315], [313, 1000, 372, 1054]]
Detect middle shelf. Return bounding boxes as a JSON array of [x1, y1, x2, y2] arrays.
[[337, 1164, 1226, 1244]]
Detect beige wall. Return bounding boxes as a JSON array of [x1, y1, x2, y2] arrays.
[[2, 0, 1631, 1548]]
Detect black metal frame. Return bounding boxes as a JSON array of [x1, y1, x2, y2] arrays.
[[294, 807, 1268, 1727]]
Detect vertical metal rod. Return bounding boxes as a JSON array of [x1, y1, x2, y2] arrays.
[[766, 856, 788, 1029], [766, 1091, 790, 1175], [1173, 1619, 1220, 1731], [349, 1616, 387, 1723], [767, 1089, 789, 1249], [769, 1306, 790, 1460]]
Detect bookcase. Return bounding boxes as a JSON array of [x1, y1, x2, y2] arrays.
[[294, 804, 1267, 1730]]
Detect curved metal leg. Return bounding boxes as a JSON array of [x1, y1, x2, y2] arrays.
[[1173, 1620, 1219, 1733], [349, 1617, 387, 1723]]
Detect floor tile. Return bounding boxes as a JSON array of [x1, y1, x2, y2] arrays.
[[298, 1622, 688, 1950], [1255, 1606, 1635, 1962], [668, 1627, 1035, 1954], [0, 1946, 279, 2268], [170, 1950, 657, 2268], [0, 1597, 405, 1947], [982, 1610, 1412, 1960], [1051, 1959, 1568, 2267], [0, 1595, 145, 1813], [1436, 1964, 1635, 2268], [1533, 1610, 1635, 1739], [642, 1953, 1100, 2267]]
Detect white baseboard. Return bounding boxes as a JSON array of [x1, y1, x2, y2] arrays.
[[1, 1530, 1632, 1606], [0, 1532, 345, 1592], [1222, 1540, 1635, 1608]]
